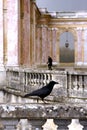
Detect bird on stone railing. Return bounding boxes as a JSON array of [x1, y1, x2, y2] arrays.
[[24, 80, 58, 103]]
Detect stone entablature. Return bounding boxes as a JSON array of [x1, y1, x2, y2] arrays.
[[47, 11, 87, 18]]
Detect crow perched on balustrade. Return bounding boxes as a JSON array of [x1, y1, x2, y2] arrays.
[[24, 81, 58, 102]]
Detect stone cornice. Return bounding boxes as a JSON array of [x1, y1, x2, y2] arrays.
[[0, 103, 87, 119]]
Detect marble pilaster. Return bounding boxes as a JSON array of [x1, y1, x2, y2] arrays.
[[48, 28, 52, 57], [0, 0, 6, 86], [20, 0, 31, 66], [36, 27, 42, 65], [3, 0, 7, 65], [52, 28, 57, 62], [7, 0, 19, 66], [84, 28, 87, 64], [42, 25, 48, 63], [76, 29, 83, 65]]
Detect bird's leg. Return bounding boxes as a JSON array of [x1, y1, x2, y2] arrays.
[[42, 98, 47, 104], [37, 98, 39, 103]]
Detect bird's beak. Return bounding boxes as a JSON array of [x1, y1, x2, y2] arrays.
[[56, 82, 59, 84]]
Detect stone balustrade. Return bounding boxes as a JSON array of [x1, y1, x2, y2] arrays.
[[67, 71, 87, 98], [6, 67, 87, 99], [0, 118, 85, 130], [6, 67, 67, 98]]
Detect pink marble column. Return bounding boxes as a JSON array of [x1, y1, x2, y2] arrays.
[[84, 29, 87, 65], [52, 28, 57, 62], [22, 0, 30, 66], [42, 25, 48, 63], [7, 0, 18, 66], [77, 29, 83, 65], [36, 27, 42, 64], [0, 1, 3, 66], [48, 29, 52, 57]]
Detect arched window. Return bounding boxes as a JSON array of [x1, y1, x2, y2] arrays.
[[59, 31, 74, 63]]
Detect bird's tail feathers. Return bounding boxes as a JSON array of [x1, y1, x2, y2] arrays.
[[24, 93, 33, 97], [24, 93, 37, 97]]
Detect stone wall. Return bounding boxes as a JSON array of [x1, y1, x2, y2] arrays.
[[0, 90, 87, 129]]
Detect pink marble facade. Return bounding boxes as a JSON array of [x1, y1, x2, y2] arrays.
[[7, 0, 18, 65], [1, 0, 87, 68], [0, 1, 3, 65], [37, 26, 57, 65]]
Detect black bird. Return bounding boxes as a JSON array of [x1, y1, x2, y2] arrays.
[[24, 81, 58, 102]]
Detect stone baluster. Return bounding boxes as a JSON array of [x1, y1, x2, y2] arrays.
[[17, 119, 30, 130], [19, 71, 23, 91], [34, 73, 36, 85], [82, 75, 85, 90], [0, 91, 5, 103], [83, 75, 87, 90], [68, 119, 84, 130], [37, 73, 40, 85], [10, 94, 17, 103], [30, 73, 33, 85], [0, 120, 4, 130], [45, 74, 48, 84], [33, 73, 35, 85], [28, 119, 46, 130], [33, 73, 35, 86], [41, 73, 44, 85], [28, 73, 30, 85], [2, 119, 18, 130], [68, 73, 72, 89], [54, 119, 71, 130], [39, 73, 41, 85], [43, 74, 46, 85], [42, 119, 58, 130], [24, 72, 28, 86], [35, 73, 38, 85], [74, 75, 78, 89], [78, 76, 82, 90], [46, 74, 50, 84], [35, 73, 37, 85], [28, 73, 31, 85]]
